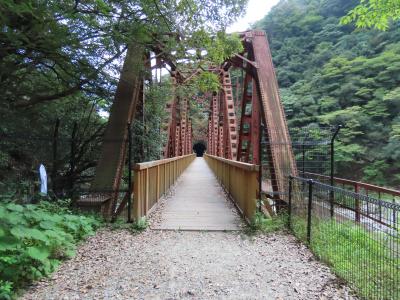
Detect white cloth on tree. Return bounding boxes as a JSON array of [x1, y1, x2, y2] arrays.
[[39, 164, 47, 195]]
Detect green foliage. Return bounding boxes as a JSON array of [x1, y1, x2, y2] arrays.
[[109, 216, 148, 233], [0, 201, 101, 297], [0, 280, 12, 300], [249, 212, 287, 233], [291, 217, 399, 299], [131, 80, 171, 162], [206, 32, 244, 65], [131, 217, 148, 232], [255, 0, 400, 187], [0, 0, 247, 107], [196, 72, 221, 93], [341, 0, 400, 30], [0, 0, 248, 197]]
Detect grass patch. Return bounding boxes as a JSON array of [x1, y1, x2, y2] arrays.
[[291, 216, 399, 299], [248, 212, 288, 234], [131, 217, 148, 232], [0, 200, 102, 299], [110, 216, 148, 234]]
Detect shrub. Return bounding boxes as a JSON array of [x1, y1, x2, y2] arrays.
[[249, 212, 288, 233], [0, 201, 101, 297], [131, 217, 148, 232]]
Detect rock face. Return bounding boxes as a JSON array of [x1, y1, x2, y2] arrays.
[[22, 229, 356, 300]]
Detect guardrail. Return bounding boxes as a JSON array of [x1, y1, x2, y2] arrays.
[[204, 154, 259, 221], [304, 172, 400, 202], [133, 154, 195, 219]]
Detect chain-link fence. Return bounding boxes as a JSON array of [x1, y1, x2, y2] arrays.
[[261, 125, 340, 211]]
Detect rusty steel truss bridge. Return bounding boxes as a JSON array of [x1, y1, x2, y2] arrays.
[[77, 30, 299, 221]]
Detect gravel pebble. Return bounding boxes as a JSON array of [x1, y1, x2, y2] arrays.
[[22, 228, 357, 299]]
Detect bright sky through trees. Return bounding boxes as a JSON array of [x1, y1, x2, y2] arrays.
[[227, 0, 280, 32]]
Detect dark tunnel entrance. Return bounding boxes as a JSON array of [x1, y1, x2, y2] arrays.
[[193, 141, 206, 157]]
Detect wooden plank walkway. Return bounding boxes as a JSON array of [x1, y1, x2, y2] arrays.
[[153, 157, 243, 231]]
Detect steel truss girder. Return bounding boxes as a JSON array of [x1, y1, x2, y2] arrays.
[[237, 73, 260, 164], [239, 30, 298, 200], [218, 71, 238, 160], [164, 77, 178, 158], [210, 93, 219, 155]]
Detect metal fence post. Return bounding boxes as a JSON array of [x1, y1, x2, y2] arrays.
[[301, 143, 306, 191], [330, 125, 342, 218], [307, 179, 314, 244], [288, 175, 293, 230], [127, 123, 132, 223], [69, 122, 78, 199], [301, 143, 305, 177], [51, 118, 60, 193]]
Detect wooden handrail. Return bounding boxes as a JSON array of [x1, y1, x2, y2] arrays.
[[204, 154, 259, 221], [132, 154, 195, 219], [134, 154, 194, 170], [304, 172, 400, 197], [204, 154, 260, 171]]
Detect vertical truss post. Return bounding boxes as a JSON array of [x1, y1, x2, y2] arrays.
[[175, 124, 181, 156], [180, 98, 188, 155], [207, 116, 212, 155], [218, 91, 224, 157], [211, 93, 219, 155], [164, 76, 178, 158], [251, 79, 261, 164], [186, 119, 192, 154], [237, 72, 254, 162], [220, 70, 238, 159]]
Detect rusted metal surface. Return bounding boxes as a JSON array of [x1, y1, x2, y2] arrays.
[[164, 91, 193, 157], [220, 71, 238, 160], [237, 74, 260, 164], [180, 98, 188, 155], [186, 119, 192, 154], [163, 76, 178, 158], [83, 30, 296, 220], [81, 44, 144, 218], [175, 124, 181, 156], [304, 172, 400, 199], [235, 30, 298, 202], [209, 93, 219, 155]]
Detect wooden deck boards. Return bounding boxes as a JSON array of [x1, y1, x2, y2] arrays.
[[153, 157, 242, 231]]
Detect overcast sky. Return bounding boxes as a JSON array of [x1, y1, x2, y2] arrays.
[[227, 0, 280, 33]]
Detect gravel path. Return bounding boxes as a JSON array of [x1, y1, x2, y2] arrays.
[[22, 229, 356, 299]]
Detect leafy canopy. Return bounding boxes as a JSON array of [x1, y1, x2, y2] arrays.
[[341, 0, 400, 30]]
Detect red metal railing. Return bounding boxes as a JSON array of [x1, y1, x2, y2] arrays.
[[304, 172, 400, 199], [303, 172, 400, 228]]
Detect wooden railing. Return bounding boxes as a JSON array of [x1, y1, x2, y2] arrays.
[[204, 154, 259, 221], [133, 154, 195, 219]]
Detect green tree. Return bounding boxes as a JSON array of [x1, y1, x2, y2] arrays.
[[341, 0, 400, 30], [254, 0, 400, 187]]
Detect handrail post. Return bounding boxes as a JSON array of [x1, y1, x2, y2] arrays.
[[156, 165, 160, 201], [145, 168, 149, 214]]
